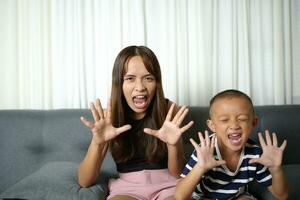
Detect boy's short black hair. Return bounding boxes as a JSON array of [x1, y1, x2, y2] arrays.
[[209, 89, 255, 117]]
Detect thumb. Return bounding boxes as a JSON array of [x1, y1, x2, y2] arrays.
[[144, 128, 156, 136], [116, 124, 131, 135], [217, 159, 226, 166], [249, 158, 259, 164]]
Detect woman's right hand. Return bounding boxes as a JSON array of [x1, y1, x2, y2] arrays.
[[80, 99, 131, 145]]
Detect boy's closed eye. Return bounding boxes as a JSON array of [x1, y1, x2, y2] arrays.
[[237, 115, 250, 121], [219, 118, 229, 122], [238, 117, 249, 121]]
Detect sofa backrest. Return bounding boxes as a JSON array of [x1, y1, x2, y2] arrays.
[[254, 105, 300, 165], [0, 109, 99, 193], [0, 105, 299, 193]]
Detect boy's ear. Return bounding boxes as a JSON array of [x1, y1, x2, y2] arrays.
[[207, 119, 216, 132], [252, 116, 259, 127]]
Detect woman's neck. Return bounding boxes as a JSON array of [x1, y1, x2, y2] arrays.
[[131, 112, 146, 120]]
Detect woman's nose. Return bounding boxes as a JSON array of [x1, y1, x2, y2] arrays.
[[134, 79, 146, 91]]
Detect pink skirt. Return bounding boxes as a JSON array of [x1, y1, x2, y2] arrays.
[[107, 169, 179, 200]]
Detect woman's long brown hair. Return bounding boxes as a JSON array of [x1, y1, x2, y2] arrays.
[[110, 45, 168, 163]]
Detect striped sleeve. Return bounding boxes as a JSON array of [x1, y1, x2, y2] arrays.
[[255, 162, 272, 187], [181, 150, 198, 177]]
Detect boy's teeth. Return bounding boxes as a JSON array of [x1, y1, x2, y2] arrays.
[[228, 133, 241, 139]]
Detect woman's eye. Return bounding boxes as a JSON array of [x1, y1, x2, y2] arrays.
[[124, 77, 133, 81], [145, 76, 154, 81]]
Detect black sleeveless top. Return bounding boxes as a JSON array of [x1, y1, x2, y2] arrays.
[[116, 117, 168, 173]]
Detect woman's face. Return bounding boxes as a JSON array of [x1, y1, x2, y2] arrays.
[[122, 56, 157, 119]]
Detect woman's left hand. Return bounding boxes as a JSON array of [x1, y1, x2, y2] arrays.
[[144, 103, 194, 145]]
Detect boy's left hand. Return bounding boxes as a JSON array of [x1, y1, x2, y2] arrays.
[[249, 130, 287, 171]]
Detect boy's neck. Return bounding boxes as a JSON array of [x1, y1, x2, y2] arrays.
[[218, 144, 243, 172]]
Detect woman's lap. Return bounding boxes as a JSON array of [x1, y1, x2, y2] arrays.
[[107, 169, 178, 200]]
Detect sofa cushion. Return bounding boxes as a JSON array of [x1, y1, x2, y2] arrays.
[[248, 164, 299, 199], [281, 164, 299, 199], [0, 161, 107, 200]]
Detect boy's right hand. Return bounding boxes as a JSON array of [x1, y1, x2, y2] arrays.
[[80, 99, 131, 145], [190, 131, 226, 173]]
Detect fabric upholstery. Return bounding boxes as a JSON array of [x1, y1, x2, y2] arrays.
[[0, 161, 107, 200], [0, 106, 299, 199]]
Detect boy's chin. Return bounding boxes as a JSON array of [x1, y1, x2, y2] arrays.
[[224, 140, 245, 152]]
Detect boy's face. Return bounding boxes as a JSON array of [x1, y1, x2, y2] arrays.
[[207, 97, 258, 153]]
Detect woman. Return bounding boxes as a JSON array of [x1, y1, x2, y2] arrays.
[[78, 45, 193, 200]]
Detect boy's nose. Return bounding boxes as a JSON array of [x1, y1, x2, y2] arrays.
[[229, 120, 240, 129]]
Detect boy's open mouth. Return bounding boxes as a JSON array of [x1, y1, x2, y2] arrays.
[[228, 133, 242, 145]]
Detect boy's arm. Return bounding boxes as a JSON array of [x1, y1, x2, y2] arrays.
[[175, 132, 225, 199], [249, 131, 288, 200], [175, 165, 205, 200], [267, 167, 289, 200]]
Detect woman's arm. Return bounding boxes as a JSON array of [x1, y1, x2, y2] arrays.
[[144, 101, 194, 177], [167, 101, 186, 176], [77, 99, 131, 187], [78, 141, 108, 187], [167, 138, 186, 177]]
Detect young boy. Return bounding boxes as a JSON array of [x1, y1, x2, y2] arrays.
[[175, 89, 288, 200]]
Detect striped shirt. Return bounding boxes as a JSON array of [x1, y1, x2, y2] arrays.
[[181, 137, 272, 199]]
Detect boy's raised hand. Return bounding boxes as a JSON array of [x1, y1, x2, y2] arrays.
[[80, 99, 131, 145], [144, 103, 194, 145], [249, 130, 287, 170], [191, 131, 226, 172]]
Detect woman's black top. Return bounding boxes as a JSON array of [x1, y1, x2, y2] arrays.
[[116, 117, 168, 173]]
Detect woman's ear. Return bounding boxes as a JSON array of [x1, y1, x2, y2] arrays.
[[207, 119, 216, 132]]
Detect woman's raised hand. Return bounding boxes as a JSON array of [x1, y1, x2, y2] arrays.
[[80, 99, 131, 145], [144, 103, 194, 145]]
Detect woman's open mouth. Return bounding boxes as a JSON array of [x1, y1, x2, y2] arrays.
[[133, 95, 148, 109]]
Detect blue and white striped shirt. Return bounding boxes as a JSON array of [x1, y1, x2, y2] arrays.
[[181, 137, 272, 199]]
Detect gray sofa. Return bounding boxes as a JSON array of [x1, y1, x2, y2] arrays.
[[0, 105, 299, 200]]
